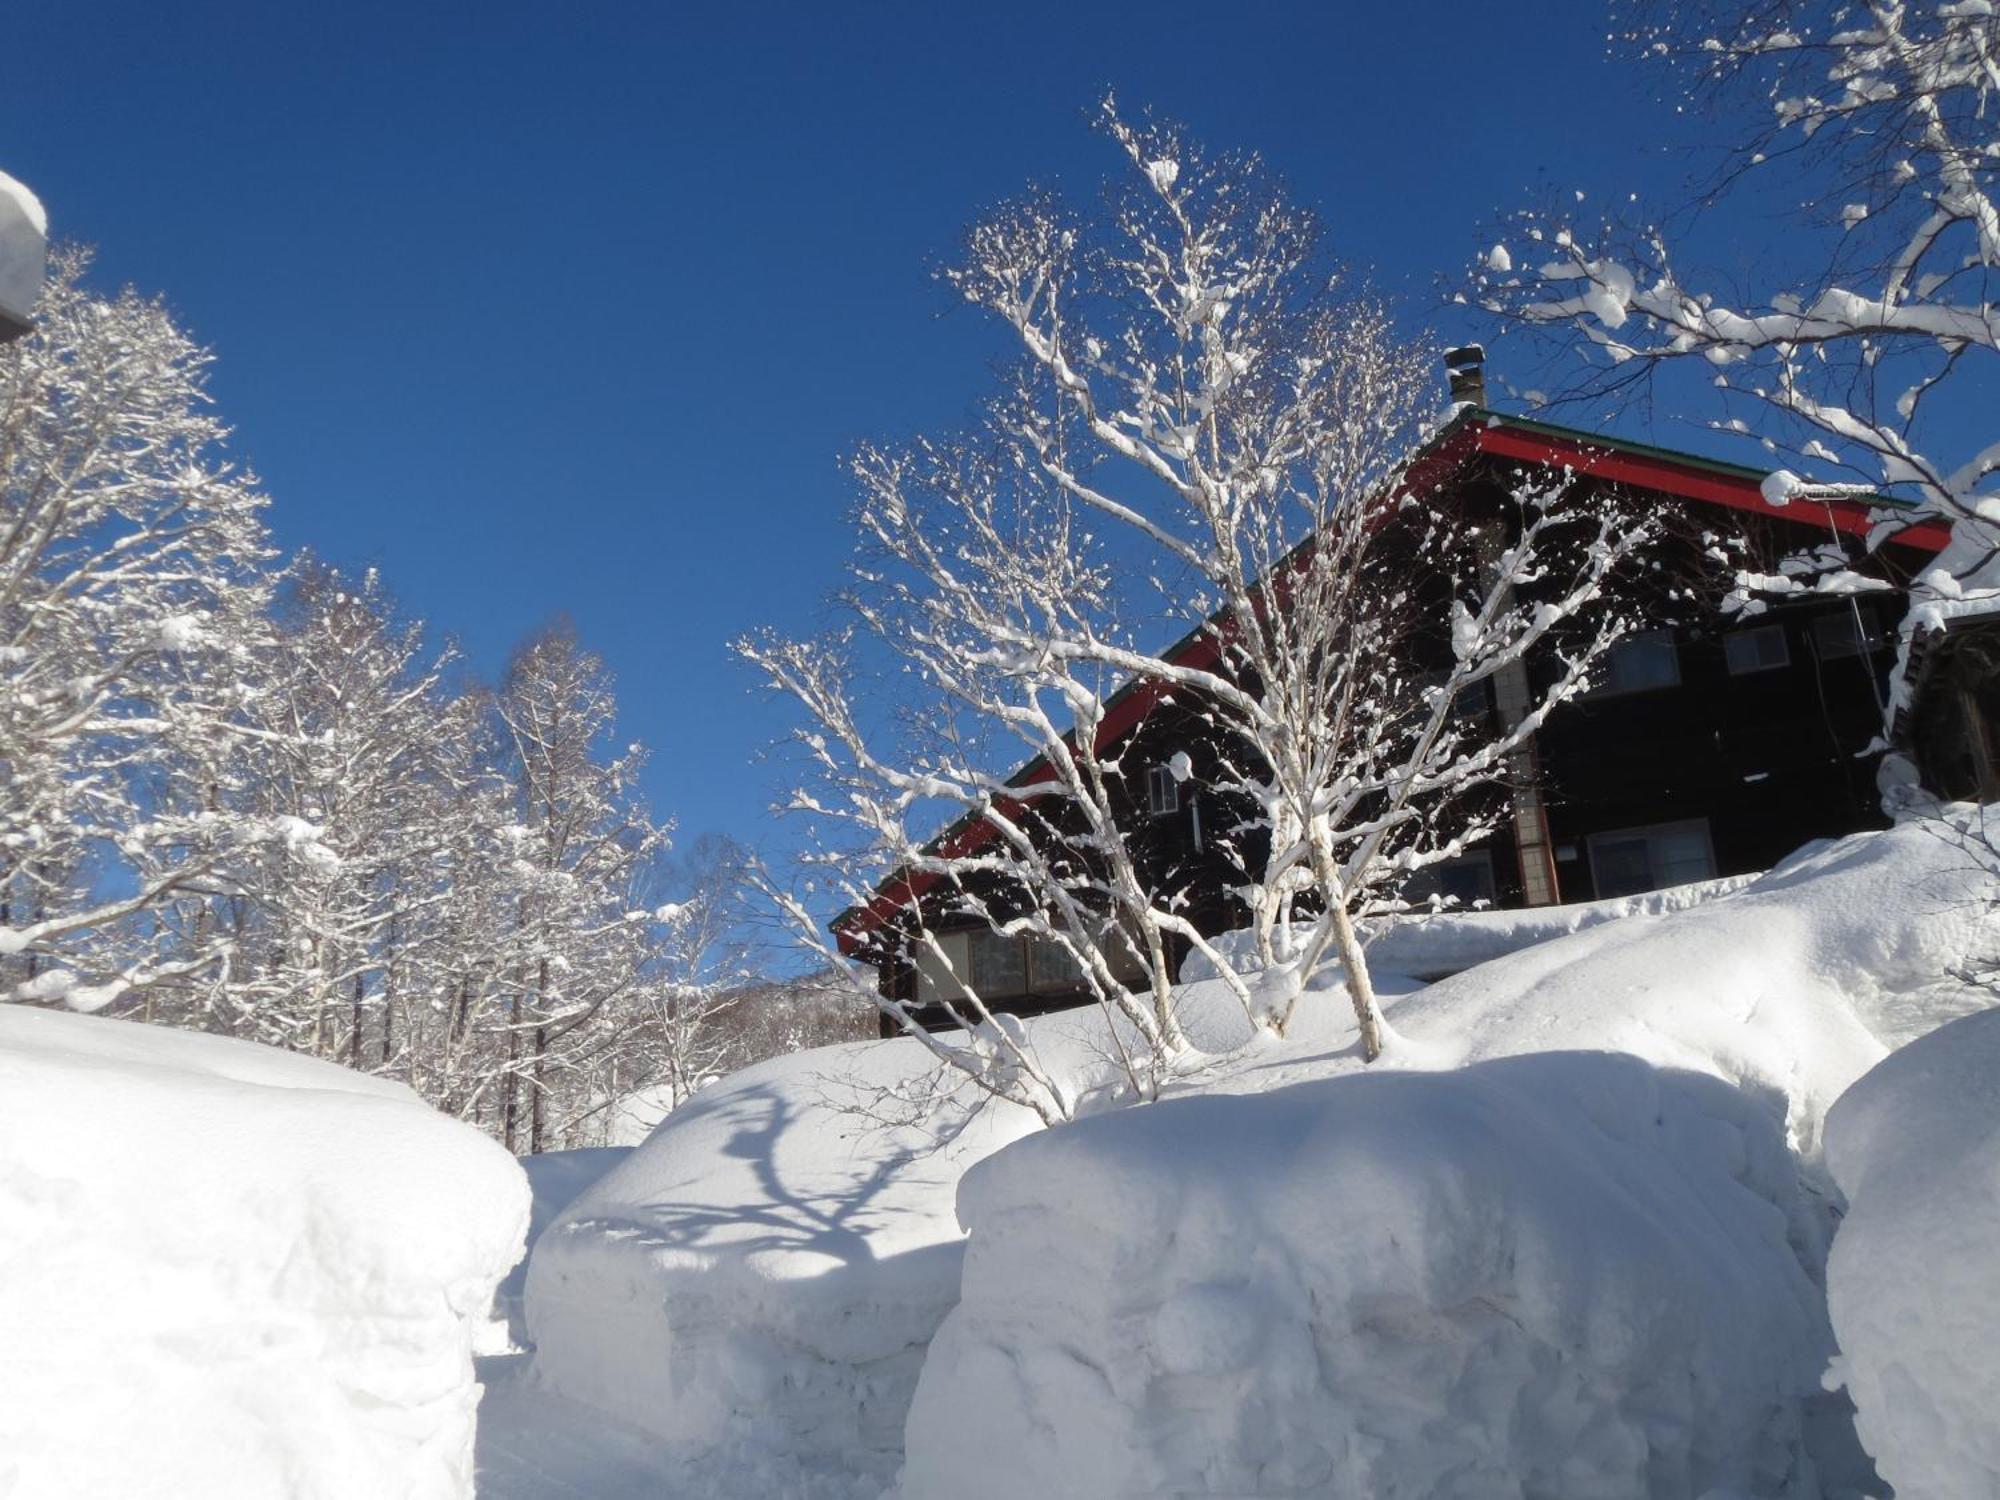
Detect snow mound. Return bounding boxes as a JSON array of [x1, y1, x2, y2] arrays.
[[0, 1006, 529, 1500], [904, 1052, 1831, 1500], [1182, 872, 1754, 983], [1824, 1004, 2000, 1500], [524, 1031, 1051, 1461]]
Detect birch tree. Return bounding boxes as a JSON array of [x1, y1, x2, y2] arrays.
[[179, 561, 464, 1059], [749, 101, 1654, 1107]]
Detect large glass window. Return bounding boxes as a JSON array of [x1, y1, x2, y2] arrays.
[[1585, 629, 1681, 698], [1587, 819, 1716, 898]]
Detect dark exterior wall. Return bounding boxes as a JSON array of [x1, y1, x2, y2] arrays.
[[1531, 601, 1893, 901]]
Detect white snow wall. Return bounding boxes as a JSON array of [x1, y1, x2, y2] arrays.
[[904, 1053, 1837, 1500], [0, 1007, 529, 1500]]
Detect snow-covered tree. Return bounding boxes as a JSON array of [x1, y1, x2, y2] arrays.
[[0, 248, 273, 1011], [1475, 0, 1999, 756], [749, 101, 1654, 1113], [493, 621, 674, 1152], [161, 561, 466, 1059]]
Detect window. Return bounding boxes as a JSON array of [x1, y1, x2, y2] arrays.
[[1027, 934, 1086, 991], [1587, 819, 1716, 899], [1724, 624, 1790, 676], [1401, 851, 1497, 909], [1585, 629, 1681, 698], [1145, 763, 1180, 816], [1811, 608, 1885, 661], [968, 928, 1027, 997]]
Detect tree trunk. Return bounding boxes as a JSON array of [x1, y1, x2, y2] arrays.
[[348, 969, 364, 1067], [529, 957, 551, 1154], [1326, 900, 1384, 1062], [501, 978, 522, 1154], [380, 915, 398, 1068]]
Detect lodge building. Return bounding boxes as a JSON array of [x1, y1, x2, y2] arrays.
[[833, 385, 1957, 1024]]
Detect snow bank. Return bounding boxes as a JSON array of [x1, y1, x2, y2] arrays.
[[0, 1006, 529, 1500], [1182, 874, 1754, 983], [904, 1052, 1830, 1500], [1823, 1005, 2000, 1500], [524, 1031, 1053, 1461]]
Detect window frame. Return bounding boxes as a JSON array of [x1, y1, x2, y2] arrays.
[[1723, 623, 1791, 676], [1145, 762, 1180, 817]]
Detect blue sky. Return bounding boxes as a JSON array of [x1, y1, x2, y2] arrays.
[[5, 2, 1727, 849]]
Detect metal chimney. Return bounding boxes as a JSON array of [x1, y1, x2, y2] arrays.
[[1445, 344, 1486, 407]]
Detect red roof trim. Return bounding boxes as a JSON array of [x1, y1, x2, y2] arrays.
[[833, 416, 1947, 951], [1471, 423, 1953, 552]]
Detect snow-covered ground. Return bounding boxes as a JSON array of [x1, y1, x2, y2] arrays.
[[523, 1029, 1048, 1463], [13, 818, 1995, 1499], [0, 1005, 528, 1500], [514, 816, 1999, 1497]]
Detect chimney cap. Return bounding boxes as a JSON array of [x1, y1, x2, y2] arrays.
[[1444, 344, 1485, 372]]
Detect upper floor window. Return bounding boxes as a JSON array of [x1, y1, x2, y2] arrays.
[[1585, 629, 1681, 698], [1724, 624, 1790, 676], [1811, 607, 1886, 661], [1146, 761, 1182, 817]]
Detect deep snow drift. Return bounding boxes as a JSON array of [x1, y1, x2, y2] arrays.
[[0, 1006, 528, 1500], [905, 1052, 1829, 1500], [1824, 1005, 2000, 1500], [523, 816, 1998, 1493]]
